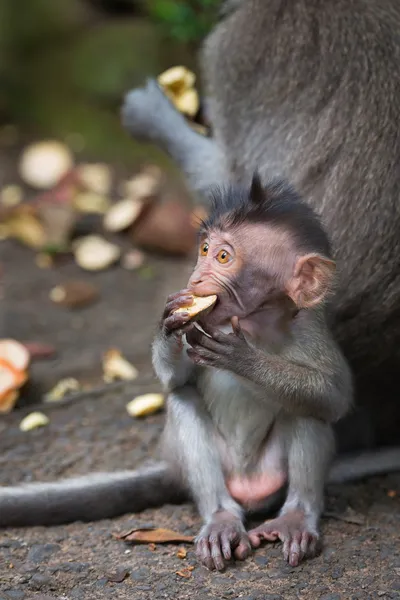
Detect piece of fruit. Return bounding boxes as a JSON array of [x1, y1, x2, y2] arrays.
[[126, 393, 165, 418], [103, 198, 144, 232], [158, 66, 199, 117], [44, 378, 80, 402], [0, 339, 30, 372], [77, 163, 112, 196], [73, 235, 121, 271], [19, 141, 74, 189], [103, 349, 138, 382], [173, 295, 217, 320], [19, 411, 49, 431]]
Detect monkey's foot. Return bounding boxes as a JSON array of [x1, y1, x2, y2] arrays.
[[248, 510, 319, 567], [196, 511, 252, 571]]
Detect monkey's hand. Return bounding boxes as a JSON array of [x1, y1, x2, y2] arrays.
[[161, 289, 195, 341], [122, 79, 183, 144], [186, 316, 256, 373], [196, 511, 251, 571]]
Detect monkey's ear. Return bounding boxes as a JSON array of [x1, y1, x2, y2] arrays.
[[288, 254, 336, 308], [249, 171, 265, 205]]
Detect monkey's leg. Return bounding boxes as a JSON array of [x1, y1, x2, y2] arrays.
[[248, 418, 334, 567], [121, 79, 227, 195], [167, 385, 251, 571], [0, 462, 186, 527]]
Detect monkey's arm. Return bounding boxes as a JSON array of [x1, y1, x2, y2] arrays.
[[121, 79, 226, 196], [152, 289, 197, 389], [186, 321, 352, 423]]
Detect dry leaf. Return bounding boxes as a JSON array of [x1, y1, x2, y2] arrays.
[[103, 198, 144, 232], [22, 341, 56, 360], [73, 235, 121, 271], [19, 141, 73, 189], [126, 393, 164, 418], [49, 280, 99, 309], [103, 349, 138, 382], [176, 567, 194, 579], [77, 163, 112, 196], [176, 547, 187, 559], [115, 527, 195, 544], [45, 378, 80, 402], [1, 185, 23, 207], [19, 411, 49, 431]]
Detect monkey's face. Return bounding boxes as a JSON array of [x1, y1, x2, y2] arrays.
[[187, 225, 290, 327]]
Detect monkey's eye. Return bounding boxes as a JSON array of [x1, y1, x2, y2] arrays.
[[217, 249, 231, 264], [200, 242, 209, 256]]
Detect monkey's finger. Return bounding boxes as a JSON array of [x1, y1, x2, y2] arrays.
[[248, 532, 262, 548], [231, 316, 245, 338], [233, 537, 252, 561], [284, 532, 302, 567], [199, 324, 231, 344], [163, 294, 194, 318], [220, 534, 232, 560], [186, 326, 223, 352], [165, 289, 192, 304], [187, 347, 218, 366], [196, 538, 215, 571], [301, 531, 318, 557], [210, 535, 225, 571], [164, 312, 191, 333]]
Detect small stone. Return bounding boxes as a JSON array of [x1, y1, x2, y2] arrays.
[[4, 591, 25, 599], [254, 555, 269, 566], [105, 568, 129, 583], [28, 573, 51, 590], [27, 544, 60, 564]]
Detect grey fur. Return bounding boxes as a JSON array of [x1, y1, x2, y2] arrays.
[[122, 0, 400, 450]]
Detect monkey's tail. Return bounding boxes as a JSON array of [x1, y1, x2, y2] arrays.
[[328, 446, 400, 484], [0, 463, 188, 527]]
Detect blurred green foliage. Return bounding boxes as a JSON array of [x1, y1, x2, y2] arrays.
[[144, 0, 219, 43], [0, 0, 217, 165]]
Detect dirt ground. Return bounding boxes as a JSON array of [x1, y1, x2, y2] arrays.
[[1, 239, 400, 600]]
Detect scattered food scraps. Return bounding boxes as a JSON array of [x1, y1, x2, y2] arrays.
[[114, 528, 195, 544], [77, 163, 112, 196], [19, 411, 49, 431], [120, 167, 162, 201], [1, 185, 23, 207], [176, 567, 194, 579], [73, 235, 121, 271], [19, 141, 74, 189], [103, 198, 145, 233], [387, 490, 397, 498], [44, 378, 81, 402], [176, 547, 187, 559], [5, 211, 47, 249], [126, 393, 164, 418], [158, 66, 199, 117], [49, 280, 99, 309], [121, 249, 145, 271], [103, 349, 138, 382], [0, 339, 30, 413], [73, 192, 110, 215]]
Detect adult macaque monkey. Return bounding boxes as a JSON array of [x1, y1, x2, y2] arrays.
[[0, 176, 353, 569], [121, 0, 400, 454]]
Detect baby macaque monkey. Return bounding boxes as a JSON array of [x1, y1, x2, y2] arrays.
[[152, 172, 352, 569], [0, 173, 352, 571]]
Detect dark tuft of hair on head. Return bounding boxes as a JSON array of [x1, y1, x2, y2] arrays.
[[202, 171, 332, 257]]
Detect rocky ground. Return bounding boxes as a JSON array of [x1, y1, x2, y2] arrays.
[[1, 239, 399, 600]]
